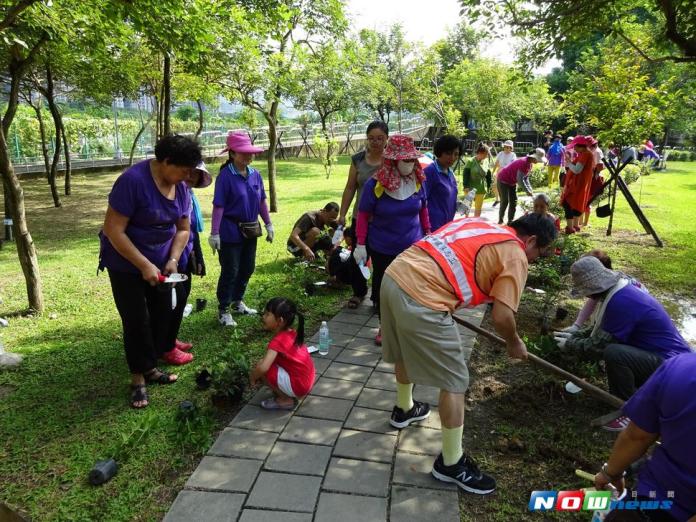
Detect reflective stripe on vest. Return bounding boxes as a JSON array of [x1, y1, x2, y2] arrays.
[[415, 218, 525, 306]]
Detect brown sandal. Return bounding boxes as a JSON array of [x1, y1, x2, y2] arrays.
[[347, 296, 363, 309], [130, 384, 149, 409]]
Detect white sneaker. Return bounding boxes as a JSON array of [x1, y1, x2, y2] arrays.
[[233, 301, 257, 315], [218, 312, 237, 327]]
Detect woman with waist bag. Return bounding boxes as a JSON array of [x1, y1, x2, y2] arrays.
[[208, 132, 274, 327]]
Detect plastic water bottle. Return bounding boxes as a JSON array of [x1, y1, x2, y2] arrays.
[[332, 225, 344, 246], [319, 321, 330, 356], [458, 188, 477, 216]]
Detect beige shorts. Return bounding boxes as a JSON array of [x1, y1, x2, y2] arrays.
[[380, 274, 472, 393]]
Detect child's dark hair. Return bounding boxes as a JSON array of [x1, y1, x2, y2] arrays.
[[264, 297, 305, 346], [584, 249, 612, 269]]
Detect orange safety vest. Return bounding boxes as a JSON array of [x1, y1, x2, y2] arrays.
[[414, 218, 526, 307]]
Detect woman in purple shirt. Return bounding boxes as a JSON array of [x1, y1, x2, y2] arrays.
[[208, 132, 274, 327], [423, 135, 461, 231], [100, 134, 201, 408], [354, 135, 431, 345], [594, 353, 696, 522]]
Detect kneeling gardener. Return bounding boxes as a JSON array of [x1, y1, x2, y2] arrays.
[[380, 214, 557, 493]]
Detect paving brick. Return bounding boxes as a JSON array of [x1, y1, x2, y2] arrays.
[[239, 511, 311, 522], [326, 321, 362, 336], [365, 371, 397, 391], [374, 359, 395, 373], [398, 426, 443, 456], [344, 406, 397, 435], [310, 331, 355, 345], [163, 491, 244, 522], [366, 315, 380, 327], [355, 387, 394, 411], [323, 457, 392, 497], [333, 429, 397, 463], [279, 416, 343, 445], [246, 472, 321, 513], [323, 361, 373, 383], [392, 452, 456, 491], [310, 345, 344, 361], [331, 311, 371, 325], [335, 349, 380, 368], [338, 304, 375, 316], [315, 493, 387, 522], [228, 405, 293, 433], [343, 337, 382, 353], [416, 406, 442, 430], [248, 387, 274, 406], [296, 395, 354, 421], [207, 428, 277, 460], [311, 356, 332, 375], [390, 485, 459, 522], [355, 325, 379, 339], [310, 376, 364, 400], [185, 456, 261, 492], [264, 441, 332, 476], [413, 385, 441, 406]]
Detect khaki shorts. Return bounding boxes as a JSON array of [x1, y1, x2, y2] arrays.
[[380, 274, 472, 393]]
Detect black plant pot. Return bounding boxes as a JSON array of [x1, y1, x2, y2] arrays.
[[196, 369, 212, 390], [555, 307, 569, 321]]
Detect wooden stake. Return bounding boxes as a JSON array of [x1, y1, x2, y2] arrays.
[[453, 316, 625, 409]]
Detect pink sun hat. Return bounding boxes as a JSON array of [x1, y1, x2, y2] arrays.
[[383, 135, 421, 161], [220, 131, 264, 154]]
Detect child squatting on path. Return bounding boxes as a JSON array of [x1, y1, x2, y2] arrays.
[[250, 297, 316, 410]]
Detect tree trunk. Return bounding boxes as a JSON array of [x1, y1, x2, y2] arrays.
[[162, 52, 171, 136], [660, 127, 669, 150], [43, 64, 62, 208], [264, 110, 278, 212], [28, 98, 50, 181], [61, 121, 70, 195], [195, 99, 204, 139], [129, 109, 154, 167], [0, 126, 44, 312], [157, 84, 165, 139]]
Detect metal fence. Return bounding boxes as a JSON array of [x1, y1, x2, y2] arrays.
[[11, 116, 431, 174]]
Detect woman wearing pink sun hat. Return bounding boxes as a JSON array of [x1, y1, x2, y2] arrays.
[[209, 131, 274, 328], [354, 134, 431, 345]]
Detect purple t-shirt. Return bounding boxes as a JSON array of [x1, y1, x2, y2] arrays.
[[101, 160, 191, 274], [424, 161, 458, 232], [602, 285, 693, 359], [213, 163, 267, 243], [358, 177, 427, 256], [497, 157, 533, 186], [623, 352, 696, 521]]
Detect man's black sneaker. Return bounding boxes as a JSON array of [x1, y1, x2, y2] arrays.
[[389, 401, 431, 429], [431, 453, 496, 494]]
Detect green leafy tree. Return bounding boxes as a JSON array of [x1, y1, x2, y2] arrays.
[[458, 0, 696, 66], [562, 44, 677, 146], [222, 0, 347, 211], [293, 42, 359, 177]]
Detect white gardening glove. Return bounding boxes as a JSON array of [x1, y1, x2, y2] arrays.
[[208, 234, 221, 253], [265, 223, 274, 243], [553, 330, 572, 349], [560, 324, 580, 334], [353, 244, 368, 265]]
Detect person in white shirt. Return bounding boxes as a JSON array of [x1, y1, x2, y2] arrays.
[[491, 140, 517, 207]]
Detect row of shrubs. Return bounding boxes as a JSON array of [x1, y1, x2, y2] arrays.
[[665, 149, 696, 161]]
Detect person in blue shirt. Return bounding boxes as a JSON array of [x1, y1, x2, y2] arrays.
[[423, 135, 461, 231]]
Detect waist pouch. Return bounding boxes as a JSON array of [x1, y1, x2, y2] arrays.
[[239, 220, 262, 239]]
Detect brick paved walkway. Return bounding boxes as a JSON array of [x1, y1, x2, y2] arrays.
[[164, 298, 486, 522]]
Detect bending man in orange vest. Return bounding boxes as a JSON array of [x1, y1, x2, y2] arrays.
[[380, 213, 557, 494]]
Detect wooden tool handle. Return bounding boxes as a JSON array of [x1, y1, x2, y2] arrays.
[[453, 315, 625, 409]]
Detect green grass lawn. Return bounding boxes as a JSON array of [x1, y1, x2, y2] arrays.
[[586, 162, 696, 296], [0, 157, 352, 521]]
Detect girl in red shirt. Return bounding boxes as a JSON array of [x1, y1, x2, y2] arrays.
[[250, 297, 315, 410]]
